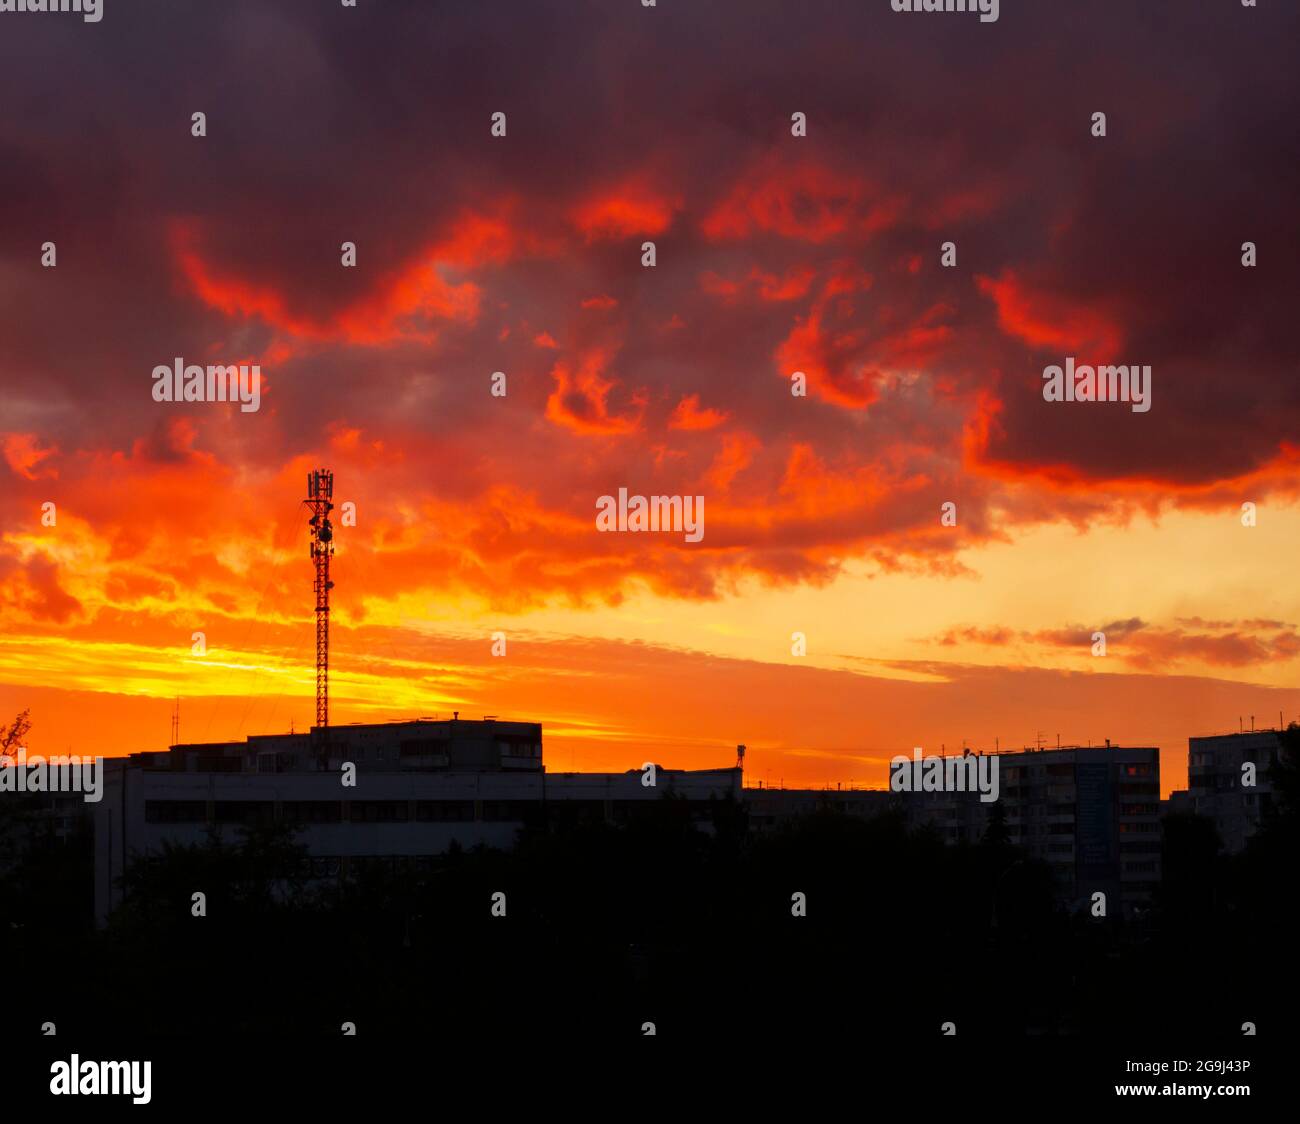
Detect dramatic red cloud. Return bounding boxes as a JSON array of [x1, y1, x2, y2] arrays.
[[544, 349, 646, 436], [668, 394, 728, 431], [4, 0, 1300, 785], [977, 271, 1124, 361], [774, 267, 882, 408], [776, 443, 886, 517], [704, 432, 761, 493], [171, 209, 532, 345], [572, 180, 679, 240], [700, 266, 816, 304], [702, 161, 903, 243], [3, 434, 59, 481]]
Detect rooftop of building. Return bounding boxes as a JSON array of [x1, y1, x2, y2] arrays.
[[109, 716, 749, 784], [1188, 726, 1290, 743], [886, 741, 1158, 758], [168, 714, 540, 749]]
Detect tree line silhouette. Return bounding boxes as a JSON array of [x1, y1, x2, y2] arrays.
[[2, 724, 1296, 1044]]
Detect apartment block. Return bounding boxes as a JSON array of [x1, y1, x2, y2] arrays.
[[1186, 729, 1285, 853], [899, 744, 1161, 915]]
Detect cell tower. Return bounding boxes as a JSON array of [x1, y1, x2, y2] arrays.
[[304, 469, 335, 731]]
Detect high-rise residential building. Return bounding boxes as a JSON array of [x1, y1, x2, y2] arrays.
[[1186, 729, 1285, 854], [899, 744, 1161, 916]]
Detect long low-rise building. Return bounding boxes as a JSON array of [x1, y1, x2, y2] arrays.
[[93, 717, 742, 925], [745, 787, 892, 831]]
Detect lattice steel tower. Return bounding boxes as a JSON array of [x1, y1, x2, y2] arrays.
[[304, 469, 335, 731]]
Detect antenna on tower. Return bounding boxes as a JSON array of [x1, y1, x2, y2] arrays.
[[170, 697, 179, 747], [303, 469, 335, 738]]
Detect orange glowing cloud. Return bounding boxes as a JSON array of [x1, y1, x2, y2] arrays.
[[977, 270, 1123, 361], [572, 179, 678, 240], [704, 432, 761, 493], [702, 161, 904, 244], [3, 434, 59, 481], [668, 394, 728, 431], [6, 0, 1300, 802], [170, 210, 533, 345], [938, 616, 1300, 674], [963, 383, 1300, 503], [544, 349, 646, 436], [700, 265, 817, 304], [777, 442, 887, 518], [774, 268, 882, 409], [0, 557, 82, 624]]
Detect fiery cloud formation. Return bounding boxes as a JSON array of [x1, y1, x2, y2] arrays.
[[1, 1, 1298, 792]]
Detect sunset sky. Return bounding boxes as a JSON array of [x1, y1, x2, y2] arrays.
[[2, 1, 1298, 796]]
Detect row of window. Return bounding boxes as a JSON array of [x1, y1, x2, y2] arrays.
[[142, 798, 708, 826], [145, 800, 487, 825], [301, 855, 440, 877], [1119, 842, 1162, 855], [1118, 783, 1159, 796]]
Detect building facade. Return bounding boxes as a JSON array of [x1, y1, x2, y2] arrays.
[[1186, 729, 1284, 854], [93, 718, 742, 925], [898, 744, 1162, 915], [745, 787, 892, 831]]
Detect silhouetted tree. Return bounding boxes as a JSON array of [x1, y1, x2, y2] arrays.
[[982, 799, 1010, 847], [1157, 812, 1220, 925], [1, 709, 30, 758]]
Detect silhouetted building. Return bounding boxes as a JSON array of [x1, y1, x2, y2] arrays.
[[899, 745, 1161, 916], [0, 791, 90, 852], [162, 716, 546, 776], [1187, 729, 1284, 853], [93, 718, 741, 925], [745, 787, 891, 831]]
